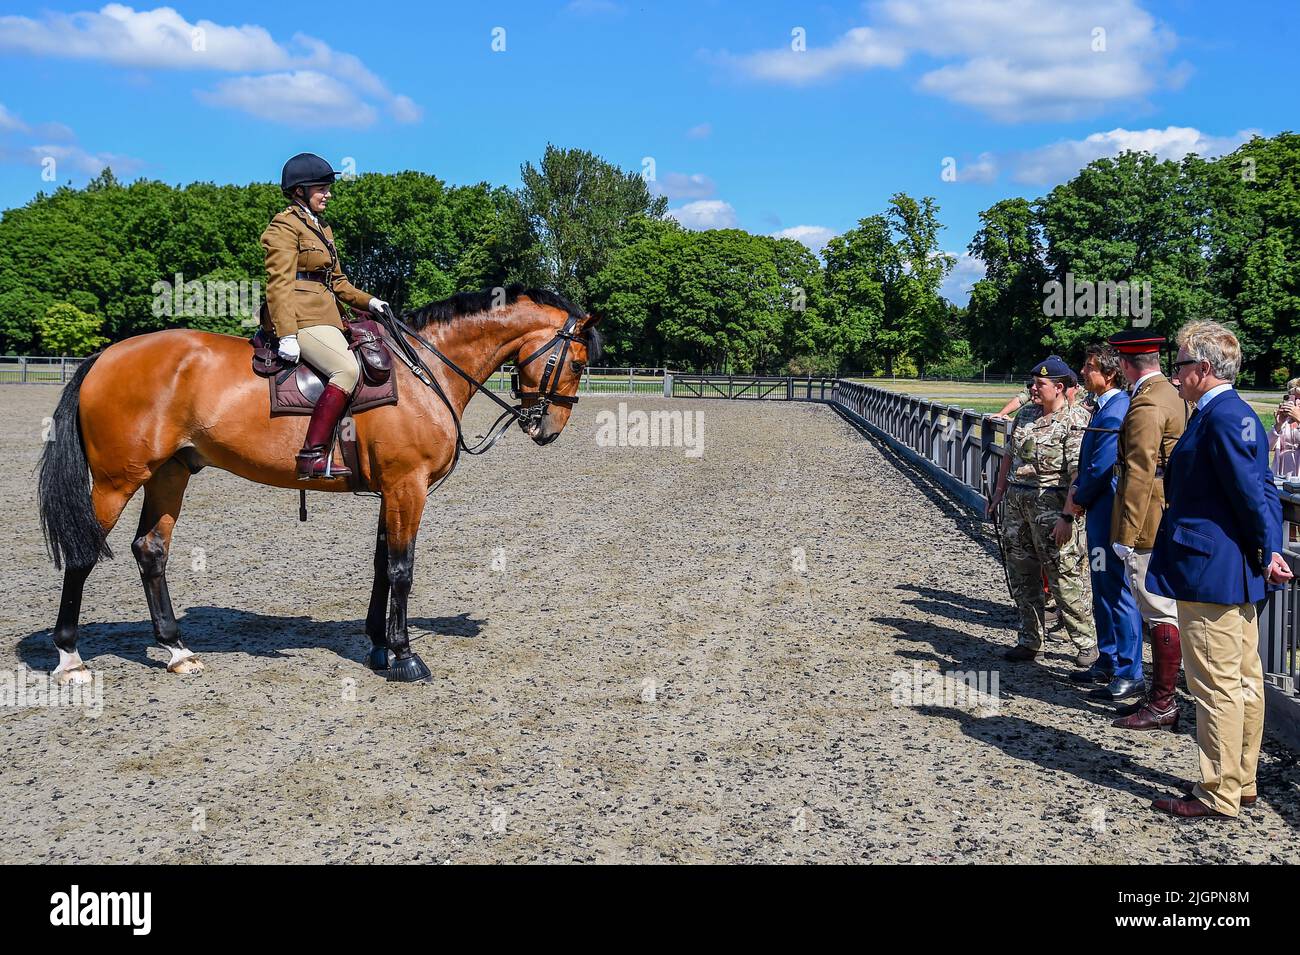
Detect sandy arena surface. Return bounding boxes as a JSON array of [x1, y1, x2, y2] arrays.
[[0, 383, 1297, 863]]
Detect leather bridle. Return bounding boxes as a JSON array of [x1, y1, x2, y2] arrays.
[[375, 305, 585, 462], [510, 312, 583, 434]]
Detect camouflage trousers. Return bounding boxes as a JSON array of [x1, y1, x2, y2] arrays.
[[1001, 485, 1097, 652]]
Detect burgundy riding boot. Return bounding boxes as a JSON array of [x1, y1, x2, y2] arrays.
[[296, 383, 352, 479], [1113, 623, 1180, 731]]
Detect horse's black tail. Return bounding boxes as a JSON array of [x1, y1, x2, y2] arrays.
[[38, 353, 112, 571]]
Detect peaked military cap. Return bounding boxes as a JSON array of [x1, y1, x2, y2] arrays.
[[1107, 328, 1166, 355]]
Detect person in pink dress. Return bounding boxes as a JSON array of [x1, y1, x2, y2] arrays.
[[1269, 378, 1300, 479]]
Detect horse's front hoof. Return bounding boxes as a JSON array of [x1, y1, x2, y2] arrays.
[[55, 664, 92, 686], [367, 646, 392, 671], [386, 652, 431, 684], [168, 655, 205, 675]]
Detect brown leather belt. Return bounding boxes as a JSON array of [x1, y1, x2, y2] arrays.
[[296, 269, 331, 284]]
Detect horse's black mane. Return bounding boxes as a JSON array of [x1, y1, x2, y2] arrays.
[[402, 284, 601, 362], [403, 284, 581, 327]]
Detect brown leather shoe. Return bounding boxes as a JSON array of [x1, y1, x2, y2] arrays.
[[1112, 700, 1179, 731], [1151, 795, 1232, 820], [1003, 645, 1038, 662], [1178, 781, 1256, 806]]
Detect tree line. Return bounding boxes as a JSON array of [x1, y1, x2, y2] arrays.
[[1, 134, 1296, 384], [967, 132, 1300, 387]]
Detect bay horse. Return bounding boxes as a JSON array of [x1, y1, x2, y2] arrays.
[[37, 286, 601, 684]]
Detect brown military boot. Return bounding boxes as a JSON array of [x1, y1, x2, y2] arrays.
[[1113, 624, 1180, 731], [1074, 645, 1099, 668], [1003, 645, 1038, 662], [296, 382, 352, 479]]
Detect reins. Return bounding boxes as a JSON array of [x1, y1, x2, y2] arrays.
[[371, 304, 583, 486]]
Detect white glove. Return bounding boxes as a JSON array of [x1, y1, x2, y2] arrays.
[[1112, 542, 1134, 560], [368, 297, 389, 315], [277, 334, 300, 362]]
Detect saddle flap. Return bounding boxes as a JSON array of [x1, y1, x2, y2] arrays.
[[346, 317, 392, 385]]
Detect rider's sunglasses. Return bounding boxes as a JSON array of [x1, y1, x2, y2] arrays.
[[1171, 358, 1201, 370]]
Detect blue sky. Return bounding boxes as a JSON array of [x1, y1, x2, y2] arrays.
[[0, 1, 1293, 303]]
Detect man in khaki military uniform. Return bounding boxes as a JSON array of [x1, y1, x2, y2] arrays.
[[988, 356, 1098, 664], [1106, 329, 1190, 731], [261, 152, 388, 479]]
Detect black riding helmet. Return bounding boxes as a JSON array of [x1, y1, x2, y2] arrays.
[[280, 152, 339, 197]]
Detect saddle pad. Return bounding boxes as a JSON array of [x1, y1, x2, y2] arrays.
[[270, 363, 398, 417]]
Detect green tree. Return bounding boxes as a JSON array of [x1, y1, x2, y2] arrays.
[[823, 194, 954, 375], [515, 145, 669, 307], [824, 214, 894, 373], [1036, 150, 1218, 357], [965, 197, 1051, 371], [590, 226, 811, 371], [36, 302, 108, 355], [1204, 133, 1300, 383]]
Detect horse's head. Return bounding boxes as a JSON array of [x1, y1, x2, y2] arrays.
[[512, 307, 602, 445]]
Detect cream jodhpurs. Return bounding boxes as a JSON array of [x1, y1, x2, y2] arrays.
[[297, 324, 358, 393]]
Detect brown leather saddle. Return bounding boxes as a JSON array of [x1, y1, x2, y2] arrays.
[[249, 315, 399, 489]]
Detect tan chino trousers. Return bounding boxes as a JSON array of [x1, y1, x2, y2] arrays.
[[1177, 600, 1265, 816]]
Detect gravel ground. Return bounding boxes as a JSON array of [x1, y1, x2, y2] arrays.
[[0, 383, 1297, 863]]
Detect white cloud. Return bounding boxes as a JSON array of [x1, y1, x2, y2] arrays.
[[197, 72, 378, 128], [669, 200, 738, 230], [940, 252, 985, 306], [32, 121, 77, 142], [717, 26, 904, 84], [686, 122, 712, 140], [0, 102, 143, 178], [1013, 126, 1257, 184], [0, 138, 142, 178], [956, 152, 999, 184], [389, 95, 422, 124], [772, 225, 837, 254], [717, 0, 1183, 121], [0, 103, 29, 132], [0, 4, 282, 69], [0, 5, 419, 126], [652, 172, 716, 201]]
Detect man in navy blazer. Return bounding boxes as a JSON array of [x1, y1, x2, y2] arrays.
[[1068, 345, 1145, 700], [1147, 321, 1292, 819]]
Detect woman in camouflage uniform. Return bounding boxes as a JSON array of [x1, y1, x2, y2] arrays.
[[987, 356, 1099, 664]]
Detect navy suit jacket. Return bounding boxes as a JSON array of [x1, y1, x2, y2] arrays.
[[1073, 391, 1130, 517], [1147, 388, 1283, 605]]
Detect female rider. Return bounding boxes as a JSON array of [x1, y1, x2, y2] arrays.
[[261, 152, 388, 479]]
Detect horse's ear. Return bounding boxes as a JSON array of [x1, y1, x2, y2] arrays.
[[581, 313, 602, 328]]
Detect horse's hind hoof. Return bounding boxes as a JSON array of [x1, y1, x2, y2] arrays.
[[367, 646, 392, 671], [55, 664, 92, 687], [386, 652, 431, 684], [168, 655, 205, 675]]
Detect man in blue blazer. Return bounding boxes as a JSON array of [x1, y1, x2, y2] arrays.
[[1147, 321, 1292, 819], [1068, 345, 1145, 700]]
